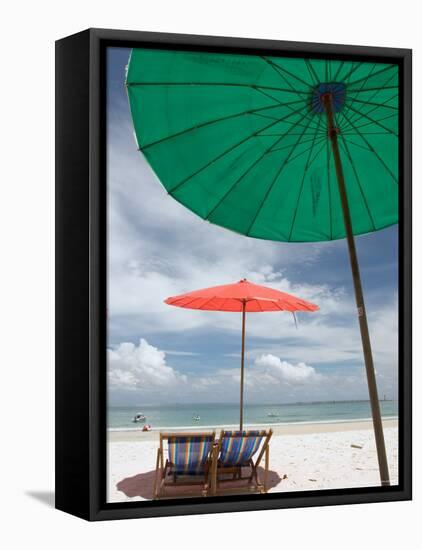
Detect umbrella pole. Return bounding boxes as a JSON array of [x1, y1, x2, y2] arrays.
[[239, 301, 246, 431], [322, 93, 390, 486]]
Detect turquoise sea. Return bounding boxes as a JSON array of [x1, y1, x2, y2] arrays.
[[108, 400, 398, 431]]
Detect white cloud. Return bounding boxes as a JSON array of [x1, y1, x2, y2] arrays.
[[107, 333, 397, 405], [254, 354, 319, 383], [108, 338, 187, 392], [108, 338, 321, 402], [163, 350, 201, 357]]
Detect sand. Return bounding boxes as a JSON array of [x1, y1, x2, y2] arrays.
[[107, 418, 398, 502]]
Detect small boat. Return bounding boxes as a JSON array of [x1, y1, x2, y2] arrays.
[[267, 412, 279, 418], [192, 414, 200, 422], [133, 412, 146, 423]]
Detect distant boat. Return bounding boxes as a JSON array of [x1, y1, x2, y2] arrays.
[[267, 412, 279, 418], [192, 414, 200, 422], [133, 413, 146, 423]]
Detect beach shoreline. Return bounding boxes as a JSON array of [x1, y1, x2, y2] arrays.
[[108, 417, 398, 442]]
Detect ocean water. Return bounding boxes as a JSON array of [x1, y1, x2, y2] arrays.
[[108, 400, 398, 431]]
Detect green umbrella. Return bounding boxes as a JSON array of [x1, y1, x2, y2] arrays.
[[126, 49, 398, 486]]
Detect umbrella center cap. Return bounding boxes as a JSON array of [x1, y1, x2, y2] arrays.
[[311, 82, 346, 114]]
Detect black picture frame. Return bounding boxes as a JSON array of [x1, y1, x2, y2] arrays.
[[55, 28, 412, 521]]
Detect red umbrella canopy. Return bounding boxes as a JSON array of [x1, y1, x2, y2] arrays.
[[164, 279, 319, 313]]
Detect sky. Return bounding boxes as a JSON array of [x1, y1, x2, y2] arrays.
[[106, 47, 398, 406]]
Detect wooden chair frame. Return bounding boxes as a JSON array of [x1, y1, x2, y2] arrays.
[[210, 429, 273, 496], [153, 432, 216, 499]]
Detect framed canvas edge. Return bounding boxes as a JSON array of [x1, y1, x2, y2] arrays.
[[56, 28, 412, 522], [56, 29, 92, 521]]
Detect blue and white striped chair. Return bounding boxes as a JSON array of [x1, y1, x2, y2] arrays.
[[154, 432, 216, 499], [211, 429, 273, 495]]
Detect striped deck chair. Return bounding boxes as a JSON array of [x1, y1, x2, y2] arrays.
[[154, 432, 216, 499], [211, 429, 273, 495]]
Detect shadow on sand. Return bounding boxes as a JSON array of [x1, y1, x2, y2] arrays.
[[116, 466, 284, 500]]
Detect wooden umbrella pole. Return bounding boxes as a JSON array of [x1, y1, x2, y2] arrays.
[[239, 301, 246, 431], [322, 93, 390, 486]]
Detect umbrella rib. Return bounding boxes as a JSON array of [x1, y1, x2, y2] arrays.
[[261, 57, 314, 89], [340, 102, 398, 132], [253, 111, 323, 134], [342, 131, 395, 136], [140, 99, 303, 150], [341, 85, 398, 130], [285, 135, 326, 163], [252, 86, 286, 105], [254, 113, 324, 134], [171, 296, 204, 309], [253, 299, 264, 313], [307, 136, 329, 168], [340, 110, 398, 184], [268, 134, 325, 156], [196, 296, 219, 310], [252, 87, 323, 134], [340, 91, 398, 134], [287, 116, 324, 241], [126, 81, 310, 95], [336, 64, 377, 130], [347, 85, 397, 93], [339, 136, 377, 231], [347, 63, 396, 87], [260, 132, 324, 137], [217, 298, 232, 312], [343, 103, 398, 136], [332, 60, 345, 82], [345, 72, 398, 127], [347, 98, 398, 111], [304, 59, 319, 85], [167, 115, 286, 194], [264, 111, 316, 156], [203, 108, 313, 220], [264, 135, 316, 149], [260, 57, 301, 91], [341, 135, 385, 152], [341, 111, 398, 135], [308, 59, 320, 84], [203, 140, 283, 220], [341, 62, 364, 85], [245, 113, 317, 237], [347, 73, 397, 101], [245, 112, 281, 122]]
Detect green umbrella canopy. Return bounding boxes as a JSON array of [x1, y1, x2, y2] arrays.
[[126, 49, 398, 242]]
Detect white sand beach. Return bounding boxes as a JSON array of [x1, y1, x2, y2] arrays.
[[107, 418, 398, 502]]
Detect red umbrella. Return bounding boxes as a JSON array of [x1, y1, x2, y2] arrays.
[[165, 279, 319, 429]]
